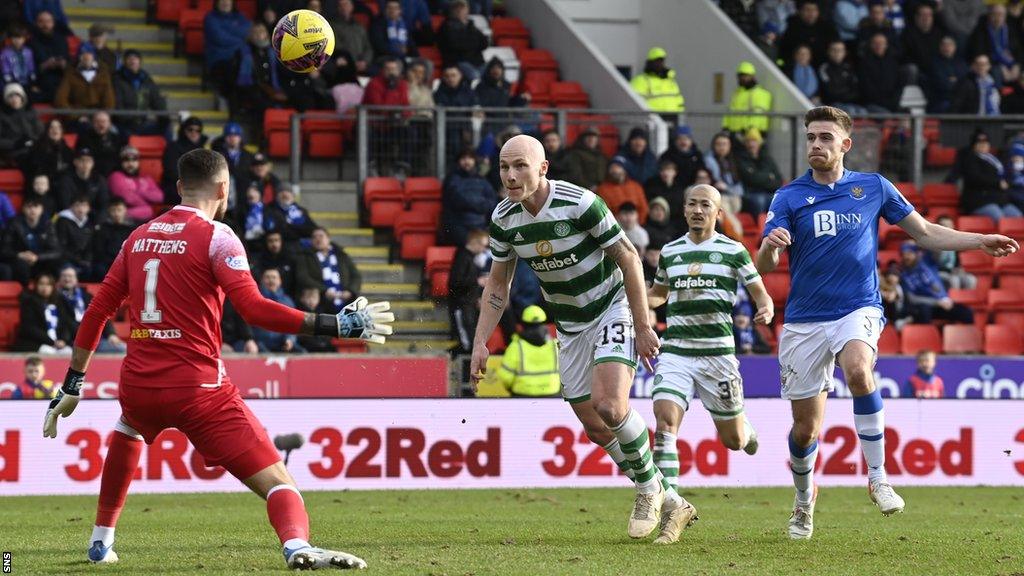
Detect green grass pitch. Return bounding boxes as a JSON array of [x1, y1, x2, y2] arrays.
[[2, 487, 1022, 575]]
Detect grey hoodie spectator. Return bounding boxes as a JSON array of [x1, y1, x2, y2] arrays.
[[0, 83, 41, 165], [440, 149, 498, 247], [329, 0, 373, 74], [436, 0, 488, 80], [113, 49, 168, 135], [940, 0, 986, 47], [618, 127, 658, 185]]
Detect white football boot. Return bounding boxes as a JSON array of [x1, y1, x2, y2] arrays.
[[627, 481, 665, 538], [788, 485, 818, 540], [284, 545, 367, 570], [869, 480, 906, 516]]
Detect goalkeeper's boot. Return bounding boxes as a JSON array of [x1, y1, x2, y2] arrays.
[[869, 479, 905, 516], [653, 500, 698, 544], [285, 544, 367, 570], [88, 541, 118, 564], [788, 485, 818, 540], [627, 481, 664, 539]]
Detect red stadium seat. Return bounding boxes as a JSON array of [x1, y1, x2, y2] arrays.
[[403, 176, 442, 211], [988, 288, 1024, 311], [877, 249, 900, 268], [363, 177, 405, 228], [942, 325, 982, 354], [129, 135, 167, 158], [0, 169, 24, 193], [485, 326, 507, 354], [921, 183, 959, 208], [264, 109, 297, 158], [959, 251, 995, 275], [894, 182, 924, 207], [495, 36, 530, 52], [925, 144, 957, 168], [139, 159, 163, 182], [0, 281, 21, 307], [63, 133, 77, 149], [491, 17, 529, 43], [0, 307, 19, 348], [394, 210, 439, 260], [994, 250, 1024, 274], [550, 81, 589, 108], [998, 217, 1024, 237], [994, 311, 1024, 334], [155, 0, 182, 23], [179, 9, 205, 56], [999, 275, 1024, 293], [425, 246, 456, 298], [761, 273, 790, 308], [901, 324, 942, 355], [236, 0, 256, 19], [948, 288, 987, 314], [302, 117, 348, 159], [984, 325, 1023, 355], [430, 270, 450, 298], [877, 325, 900, 355], [957, 215, 996, 234], [927, 205, 959, 221], [418, 45, 442, 71], [8, 192, 22, 213]]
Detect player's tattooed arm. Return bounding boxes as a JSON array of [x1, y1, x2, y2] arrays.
[[603, 236, 638, 264]]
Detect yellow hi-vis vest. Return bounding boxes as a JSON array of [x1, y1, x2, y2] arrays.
[[630, 70, 685, 112], [722, 85, 773, 134], [497, 335, 561, 397]]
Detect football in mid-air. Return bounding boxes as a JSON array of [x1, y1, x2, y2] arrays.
[[272, 9, 335, 73]]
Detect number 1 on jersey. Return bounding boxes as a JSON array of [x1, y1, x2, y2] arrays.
[[141, 258, 163, 323]]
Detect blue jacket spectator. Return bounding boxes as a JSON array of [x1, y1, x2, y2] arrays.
[[440, 149, 497, 246], [834, 0, 867, 42], [618, 128, 658, 185], [0, 192, 16, 231], [756, 0, 796, 36], [24, 0, 69, 33], [370, 0, 419, 59], [377, 0, 431, 41], [253, 268, 304, 353], [204, 0, 252, 71], [510, 257, 542, 319], [899, 242, 974, 325], [1, 25, 37, 94]]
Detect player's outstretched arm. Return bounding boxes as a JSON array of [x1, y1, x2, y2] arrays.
[[605, 237, 659, 372], [469, 256, 516, 389], [297, 297, 395, 344], [898, 211, 1019, 256]]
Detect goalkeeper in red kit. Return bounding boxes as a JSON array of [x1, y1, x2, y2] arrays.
[[41, 149, 392, 571]]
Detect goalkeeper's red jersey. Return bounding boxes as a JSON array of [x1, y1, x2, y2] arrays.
[[75, 205, 306, 387]]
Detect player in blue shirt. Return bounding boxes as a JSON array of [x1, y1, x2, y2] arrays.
[[757, 106, 1018, 540]]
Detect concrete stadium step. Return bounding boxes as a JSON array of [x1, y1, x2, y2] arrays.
[[300, 190, 358, 213], [152, 75, 202, 89], [361, 282, 420, 300], [327, 227, 374, 247], [389, 300, 448, 322], [357, 262, 420, 284], [118, 41, 175, 57], [70, 22, 176, 43], [65, 7, 147, 21], [344, 246, 388, 264], [166, 90, 216, 110], [139, 56, 192, 76], [392, 320, 449, 334], [309, 211, 357, 227]]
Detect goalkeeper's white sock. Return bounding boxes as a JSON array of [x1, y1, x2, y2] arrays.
[[91, 525, 115, 547]]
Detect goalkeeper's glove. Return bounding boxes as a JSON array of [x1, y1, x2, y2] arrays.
[[43, 368, 85, 438], [313, 297, 395, 344]]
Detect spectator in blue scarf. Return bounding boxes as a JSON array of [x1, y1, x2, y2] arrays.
[[236, 184, 271, 251], [298, 227, 362, 312], [951, 54, 1001, 115], [57, 265, 124, 352], [967, 3, 1022, 85], [787, 44, 820, 101], [266, 186, 317, 247], [370, 0, 418, 60], [376, 0, 432, 44], [960, 129, 1023, 222]]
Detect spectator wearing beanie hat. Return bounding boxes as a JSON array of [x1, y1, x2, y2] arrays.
[[618, 127, 658, 184], [109, 145, 163, 222], [597, 156, 649, 224], [113, 48, 168, 136], [211, 121, 255, 205], [658, 124, 706, 188], [644, 196, 676, 248], [83, 23, 117, 72], [755, 21, 781, 64], [162, 116, 207, 204]]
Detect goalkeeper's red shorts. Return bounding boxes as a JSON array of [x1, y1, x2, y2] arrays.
[[118, 380, 281, 479]]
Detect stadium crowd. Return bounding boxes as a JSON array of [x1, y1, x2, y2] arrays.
[[0, 0, 1022, 357]]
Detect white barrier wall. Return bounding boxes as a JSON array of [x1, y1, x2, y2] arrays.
[[1, 399, 1021, 495]]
